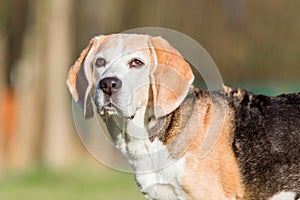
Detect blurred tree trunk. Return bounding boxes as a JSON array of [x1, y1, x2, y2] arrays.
[[14, 0, 46, 168], [41, 0, 79, 167], [14, 0, 79, 168]]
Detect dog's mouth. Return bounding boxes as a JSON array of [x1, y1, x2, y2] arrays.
[[99, 102, 118, 115], [97, 101, 135, 120]]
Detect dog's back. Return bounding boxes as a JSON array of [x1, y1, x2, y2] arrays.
[[228, 89, 300, 199]]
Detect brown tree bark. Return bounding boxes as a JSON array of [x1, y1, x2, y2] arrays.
[[41, 0, 80, 167], [13, 0, 46, 168]]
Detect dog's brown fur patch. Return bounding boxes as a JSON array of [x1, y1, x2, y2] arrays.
[[149, 88, 199, 153], [181, 91, 244, 199]]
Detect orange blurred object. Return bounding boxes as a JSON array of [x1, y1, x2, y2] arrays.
[[0, 86, 17, 167]]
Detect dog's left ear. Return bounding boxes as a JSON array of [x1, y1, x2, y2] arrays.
[[149, 36, 194, 119], [66, 35, 108, 119]]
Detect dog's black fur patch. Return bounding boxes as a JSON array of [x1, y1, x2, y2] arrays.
[[228, 89, 300, 199]]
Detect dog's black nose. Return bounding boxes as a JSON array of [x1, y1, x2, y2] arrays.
[[98, 77, 122, 95]]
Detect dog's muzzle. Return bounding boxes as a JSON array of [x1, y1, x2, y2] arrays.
[[97, 76, 122, 95], [95, 76, 123, 116], [96, 76, 135, 120]]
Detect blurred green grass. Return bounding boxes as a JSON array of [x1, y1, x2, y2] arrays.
[[0, 164, 145, 200]]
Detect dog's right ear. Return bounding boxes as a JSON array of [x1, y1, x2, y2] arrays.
[[66, 36, 108, 119], [149, 36, 194, 119]]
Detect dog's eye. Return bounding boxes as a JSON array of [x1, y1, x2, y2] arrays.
[[95, 58, 106, 67], [129, 59, 144, 68]]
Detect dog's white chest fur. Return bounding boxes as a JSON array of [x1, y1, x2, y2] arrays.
[[119, 138, 187, 200], [113, 110, 187, 200], [135, 158, 187, 200]]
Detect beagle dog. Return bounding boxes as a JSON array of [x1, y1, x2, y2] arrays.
[[67, 34, 300, 200]]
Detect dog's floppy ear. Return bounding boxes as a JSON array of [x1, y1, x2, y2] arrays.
[[67, 35, 108, 119], [150, 36, 194, 119]]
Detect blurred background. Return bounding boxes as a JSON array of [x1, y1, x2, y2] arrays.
[[0, 0, 299, 199]]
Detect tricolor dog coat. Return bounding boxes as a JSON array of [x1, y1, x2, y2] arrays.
[[67, 34, 300, 200]]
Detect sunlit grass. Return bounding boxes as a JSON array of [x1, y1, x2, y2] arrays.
[[0, 164, 145, 200]]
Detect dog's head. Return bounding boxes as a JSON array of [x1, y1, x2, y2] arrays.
[[67, 34, 194, 120]]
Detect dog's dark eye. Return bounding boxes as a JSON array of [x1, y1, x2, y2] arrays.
[[129, 59, 144, 68], [95, 58, 106, 67]]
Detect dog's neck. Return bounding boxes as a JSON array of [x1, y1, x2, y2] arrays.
[[123, 87, 202, 142], [148, 87, 203, 144], [112, 87, 208, 172]]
